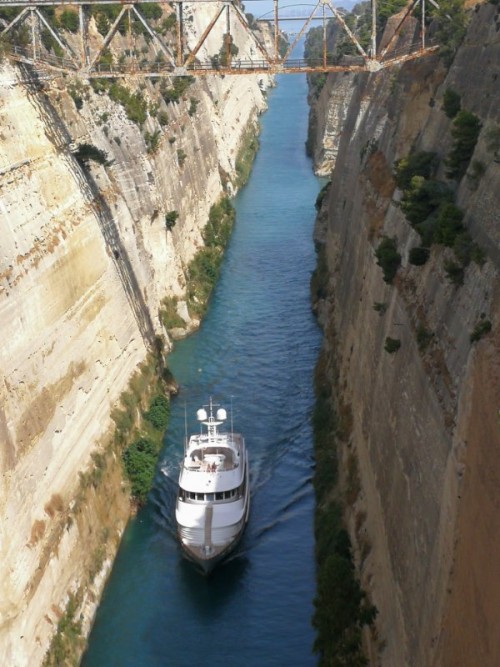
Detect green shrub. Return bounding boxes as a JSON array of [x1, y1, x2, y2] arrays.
[[160, 296, 185, 330], [452, 231, 486, 267], [311, 355, 377, 666], [416, 324, 433, 350], [122, 437, 160, 503], [145, 129, 161, 154], [393, 151, 438, 190], [315, 181, 331, 211], [161, 76, 195, 104], [161, 14, 177, 33], [91, 4, 122, 36], [203, 197, 235, 247], [108, 82, 148, 125], [68, 87, 83, 111], [446, 110, 482, 180], [235, 124, 259, 188], [158, 110, 169, 127], [177, 149, 187, 167], [400, 177, 452, 226], [375, 236, 401, 284], [165, 210, 179, 231], [40, 29, 64, 58], [140, 3, 163, 20], [470, 318, 492, 343], [442, 88, 461, 119], [90, 78, 109, 94], [409, 246, 430, 266], [186, 198, 235, 317], [470, 243, 486, 267], [431, 0, 468, 67], [59, 9, 79, 32], [143, 394, 170, 430], [216, 34, 239, 67], [444, 259, 464, 286], [434, 203, 464, 246], [384, 337, 401, 353], [42, 592, 84, 667], [97, 48, 114, 69], [74, 143, 109, 166], [313, 551, 377, 665], [373, 301, 387, 315], [188, 97, 199, 117]]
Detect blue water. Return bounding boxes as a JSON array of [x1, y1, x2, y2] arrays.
[[82, 72, 322, 667]]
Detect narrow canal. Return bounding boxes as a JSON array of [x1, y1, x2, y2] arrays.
[[82, 71, 322, 667]]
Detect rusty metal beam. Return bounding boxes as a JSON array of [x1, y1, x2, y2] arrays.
[[323, 0, 368, 59], [1, 0, 439, 78], [131, 5, 170, 59], [184, 3, 225, 68], [88, 5, 128, 69], [379, 0, 420, 59], [232, 2, 272, 64], [176, 1, 183, 67], [282, 0, 321, 64]]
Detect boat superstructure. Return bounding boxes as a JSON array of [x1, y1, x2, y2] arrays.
[[175, 400, 250, 572]]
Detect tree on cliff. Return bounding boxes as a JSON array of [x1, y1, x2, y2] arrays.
[[431, 0, 468, 66], [446, 110, 482, 180], [375, 236, 401, 284]]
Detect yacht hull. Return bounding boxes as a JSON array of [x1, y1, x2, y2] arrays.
[[177, 512, 248, 574], [175, 402, 250, 574]]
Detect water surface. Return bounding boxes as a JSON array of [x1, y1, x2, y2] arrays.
[[83, 71, 322, 667]]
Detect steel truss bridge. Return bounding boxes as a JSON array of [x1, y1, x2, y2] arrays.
[[0, 0, 439, 78]]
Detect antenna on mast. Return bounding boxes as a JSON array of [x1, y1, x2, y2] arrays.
[[230, 395, 234, 441], [184, 402, 188, 455]]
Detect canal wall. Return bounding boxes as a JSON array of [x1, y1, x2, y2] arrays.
[[0, 10, 272, 664], [309, 4, 500, 665]]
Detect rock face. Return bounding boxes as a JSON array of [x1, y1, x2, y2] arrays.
[[0, 14, 271, 663], [309, 5, 500, 666]]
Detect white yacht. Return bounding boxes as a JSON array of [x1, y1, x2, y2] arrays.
[[175, 400, 250, 572]]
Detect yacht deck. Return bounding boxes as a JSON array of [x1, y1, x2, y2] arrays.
[[184, 434, 243, 473]]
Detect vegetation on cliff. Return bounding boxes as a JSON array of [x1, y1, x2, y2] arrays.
[[311, 240, 377, 664], [303, 0, 469, 87], [186, 197, 235, 318], [42, 592, 85, 667], [393, 109, 485, 285], [311, 347, 377, 666], [40, 354, 171, 665], [375, 235, 401, 284], [112, 354, 173, 506], [235, 121, 260, 188], [121, 394, 170, 503]]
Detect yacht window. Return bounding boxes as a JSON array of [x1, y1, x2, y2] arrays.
[[206, 493, 214, 501], [215, 492, 224, 500], [189, 492, 196, 500], [196, 493, 204, 500]]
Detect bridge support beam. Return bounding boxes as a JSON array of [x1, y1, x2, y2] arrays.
[[0, 0, 439, 78]]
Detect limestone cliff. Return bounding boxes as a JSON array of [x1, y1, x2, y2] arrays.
[[0, 11, 271, 663], [309, 4, 500, 665]]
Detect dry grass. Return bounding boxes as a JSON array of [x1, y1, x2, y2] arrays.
[[29, 519, 46, 546], [44, 494, 64, 518]]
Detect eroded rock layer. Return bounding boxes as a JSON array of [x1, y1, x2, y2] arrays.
[[0, 20, 270, 662], [310, 5, 500, 665]]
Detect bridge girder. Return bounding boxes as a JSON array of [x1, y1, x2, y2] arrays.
[[0, 0, 439, 78]]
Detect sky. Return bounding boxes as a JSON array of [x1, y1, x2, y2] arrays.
[[242, 0, 357, 21]]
